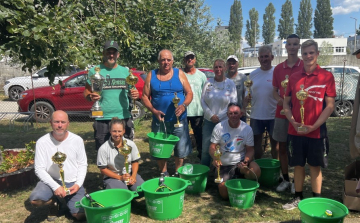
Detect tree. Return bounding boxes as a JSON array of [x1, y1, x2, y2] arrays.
[[317, 41, 333, 66], [277, 0, 294, 39], [0, 0, 185, 83], [296, 0, 312, 38], [262, 3, 276, 44], [245, 8, 259, 48], [228, 0, 243, 55], [313, 0, 334, 38]]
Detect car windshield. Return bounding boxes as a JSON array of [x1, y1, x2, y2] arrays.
[[65, 74, 87, 88]]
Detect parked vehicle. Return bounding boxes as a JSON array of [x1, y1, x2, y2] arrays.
[[238, 66, 259, 76], [198, 68, 214, 79], [4, 66, 83, 101], [17, 70, 146, 122], [321, 66, 360, 117]]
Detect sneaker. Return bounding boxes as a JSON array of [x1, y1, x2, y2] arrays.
[[47, 200, 59, 221], [291, 183, 295, 194], [172, 172, 179, 177], [276, 180, 290, 192], [161, 171, 170, 177], [282, 197, 301, 210]]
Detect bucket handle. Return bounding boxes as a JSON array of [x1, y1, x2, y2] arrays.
[[132, 191, 139, 198], [186, 180, 192, 186], [74, 201, 81, 208], [136, 186, 143, 193], [155, 120, 168, 139], [229, 163, 258, 182]]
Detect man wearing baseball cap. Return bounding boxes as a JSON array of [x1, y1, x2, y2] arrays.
[[84, 40, 139, 151], [182, 51, 207, 159], [226, 55, 247, 122]]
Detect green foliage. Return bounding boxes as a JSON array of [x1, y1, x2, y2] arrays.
[[228, 0, 243, 55], [0, 141, 35, 175], [245, 8, 259, 48], [277, 0, 294, 39], [317, 41, 333, 66], [0, 0, 184, 83], [262, 3, 276, 44], [313, 0, 334, 38], [296, 0, 313, 38]]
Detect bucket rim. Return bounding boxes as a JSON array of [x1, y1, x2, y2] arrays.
[[178, 164, 210, 176], [254, 158, 280, 168], [298, 197, 349, 219], [225, 179, 260, 191], [137, 177, 190, 195], [147, 132, 180, 142], [79, 188, 136, 210]]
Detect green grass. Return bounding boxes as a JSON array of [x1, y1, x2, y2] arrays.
[[0, 117, 360, 222]]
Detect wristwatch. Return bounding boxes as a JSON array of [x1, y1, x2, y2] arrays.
[[182, 104, 187, 109]]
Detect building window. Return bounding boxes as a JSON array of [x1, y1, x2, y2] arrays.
[[335, 47, 344, 53]]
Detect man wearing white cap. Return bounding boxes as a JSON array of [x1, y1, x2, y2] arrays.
[[226, 55, 247, 122], [183, 51, 207, 159]]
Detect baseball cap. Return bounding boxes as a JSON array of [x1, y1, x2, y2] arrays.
[[184, 51, 195, 57], [227, 55, 239, 62], [352, 48, 360, 55], [104, 40, 119, 51]]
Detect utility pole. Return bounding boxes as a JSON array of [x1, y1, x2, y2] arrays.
[[351, 17, 357, 52]]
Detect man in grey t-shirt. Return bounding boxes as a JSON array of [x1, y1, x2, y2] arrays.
[[226, 55, 246, 122]]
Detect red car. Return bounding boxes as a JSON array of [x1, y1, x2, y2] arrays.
[[198, 68, 214, 79], [17, 70, 146, 122]]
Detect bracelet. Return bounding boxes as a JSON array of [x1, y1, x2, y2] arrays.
[[182, 104, 187, 109]]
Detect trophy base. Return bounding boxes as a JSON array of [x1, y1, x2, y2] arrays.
[[174, 123, 183, 128], [214, 178, 223, 183], [131, 110, 140, 115], [124, 180, 130, 185], [280, 110, 285, 115], [298, 126, 307, 133], [90, 110, 103, 118], [65, 189, 71, 196]]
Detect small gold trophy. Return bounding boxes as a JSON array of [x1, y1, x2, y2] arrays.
[[244, 75, 253, 109], [119, 139, 132, 185], [51, 151, 71, 196], [296, 84, 309, 133], [280, 75, 289, 115], [89, 67, 105, 118], [172, 92, 183, 127], [214, 145, 223, 183], [125, 70, 139, 115]]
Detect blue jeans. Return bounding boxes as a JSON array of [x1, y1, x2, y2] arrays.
[[201, 119, 217, 167], [151, 118, 191, 158]]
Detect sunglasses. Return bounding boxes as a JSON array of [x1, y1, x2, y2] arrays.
[[185, 55, 195, 60]]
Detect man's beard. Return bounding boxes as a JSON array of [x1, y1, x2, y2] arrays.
[[103, 56, 116, 66]]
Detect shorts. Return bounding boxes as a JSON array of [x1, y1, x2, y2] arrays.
[[29, 180, 85, 214], [287, 135, 329, 168], [216, 165, 245, 182], [272, 118, 289, 142], [250, 119, 275, 136], [151, 118, 191, 158]]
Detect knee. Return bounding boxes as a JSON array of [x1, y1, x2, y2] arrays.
[[218, 183, 228, 200], [72, 213, 86, 221], [247, 162, 261, 179]]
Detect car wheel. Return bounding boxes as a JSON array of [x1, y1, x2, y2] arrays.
[[132, 101, 145, 120], [9, 86, 25, 101], [332, 100, 353, 117], [30, 101, 55, 123]]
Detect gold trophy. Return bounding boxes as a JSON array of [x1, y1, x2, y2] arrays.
[[280, 75, 289, 115], [244, 75, 253, 109], [214, 145, 223, 183], [125, 70, 139, 115], [89, 67, 105, 118], [119, 139, 132, 185], [172, 92, 183, 127], [51, 151, 71, 196], [296, 84, 309, 133]]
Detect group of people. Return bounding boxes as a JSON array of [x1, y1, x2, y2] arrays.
[[28, 34, 338, 221]]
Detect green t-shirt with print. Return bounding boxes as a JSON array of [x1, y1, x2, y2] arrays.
[[87, 64, 131, 120], [184, 69, 207, 116]]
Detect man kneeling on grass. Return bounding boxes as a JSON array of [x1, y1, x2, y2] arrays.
[[209, 103, 261, 199]]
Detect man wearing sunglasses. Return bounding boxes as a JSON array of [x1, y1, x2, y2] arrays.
[[182, 51, 207, 160]]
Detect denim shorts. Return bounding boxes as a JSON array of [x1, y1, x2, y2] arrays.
[[250, 118, 275, 136], [151, 118, 191, 158], [29, 180, 85, 214]]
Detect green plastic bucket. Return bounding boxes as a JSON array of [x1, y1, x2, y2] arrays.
[[254, 159, 280, 187], [178, 164, 210, 194], [225, 179, 260, 209], [147, 132, 180, 158], [137, 177, 191, 220], [75, 189, 138, 223], [298, 197, 349, 223]]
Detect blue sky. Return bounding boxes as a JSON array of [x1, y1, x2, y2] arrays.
[[204, 0, 360, 44]]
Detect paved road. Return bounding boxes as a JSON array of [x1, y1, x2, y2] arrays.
[[0, 100, 29, 120]]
